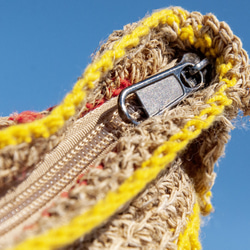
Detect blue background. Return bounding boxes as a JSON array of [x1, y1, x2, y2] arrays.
[[0, 1, 249, 249]]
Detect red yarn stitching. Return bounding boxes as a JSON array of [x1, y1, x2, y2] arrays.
[[111, 79, 131, 97], [9, 111, 44, 124], [81, 79, 132, 117]]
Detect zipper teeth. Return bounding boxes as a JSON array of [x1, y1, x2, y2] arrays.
[[0, 105, 122, 236], [0, 125, 104, 215], [0, 126, 115, 235]]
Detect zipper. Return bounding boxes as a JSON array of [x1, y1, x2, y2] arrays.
[[0, 53, 212, 242], [118, 53, 211, 125], [0, 97, 128, 240]]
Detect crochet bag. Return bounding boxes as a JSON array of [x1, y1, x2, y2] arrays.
[[0, 7, 249, 250]]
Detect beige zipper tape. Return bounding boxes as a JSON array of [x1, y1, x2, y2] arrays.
[[0, 96, 129, 245]]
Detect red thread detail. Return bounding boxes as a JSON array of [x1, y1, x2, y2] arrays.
[[41, 210, 51, 217], [60, 191, 69, 198], [76, 173, 88, 186], [76, 174, 85, 183], [95, 98, 105, 109], [23, 224, 36, 230], [86, 103, 94, 109], [41, 203, 54, 217], [112, 89, 122, 96], [46, 106, 56, 112], [9, 111, 44, 124], [86, 98, 105, 111], [79, 180, 87, 186], [111, 79, 132, 97], [81, 78, 132, 118], [96, 164, 104, 169]]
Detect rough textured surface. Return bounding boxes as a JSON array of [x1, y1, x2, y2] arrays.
[[61, 162, 196, 250], [0, 7, 249, 250]]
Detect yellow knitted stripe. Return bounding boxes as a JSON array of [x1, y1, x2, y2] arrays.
[[9, 58, 236, 250], [177, 201, 201, 250], [0, 8, 188, 150], [200, 191, 213, 214]]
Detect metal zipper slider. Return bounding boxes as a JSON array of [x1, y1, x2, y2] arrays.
[[118, 53, 211, 125]]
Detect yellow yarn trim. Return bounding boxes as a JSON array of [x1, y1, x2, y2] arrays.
[[202, 191, 213, 214], [177, 202, 201, 250], [8, 8, 238, 250]]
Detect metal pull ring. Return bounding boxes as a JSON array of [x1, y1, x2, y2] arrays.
[[118, 53, 211, 125]]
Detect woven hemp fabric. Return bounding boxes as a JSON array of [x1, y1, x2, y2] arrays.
[[0, 6, 249, 250]]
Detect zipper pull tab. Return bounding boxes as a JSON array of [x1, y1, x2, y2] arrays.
[[118, 53, 211, 125]]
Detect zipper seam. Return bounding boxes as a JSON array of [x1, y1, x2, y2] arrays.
[[0, 97, 127, 237]]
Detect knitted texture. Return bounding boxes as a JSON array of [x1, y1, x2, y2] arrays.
[[0, 7, 248, 193], [1, 6, 249, 250], [177, 202, 201, 250]]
